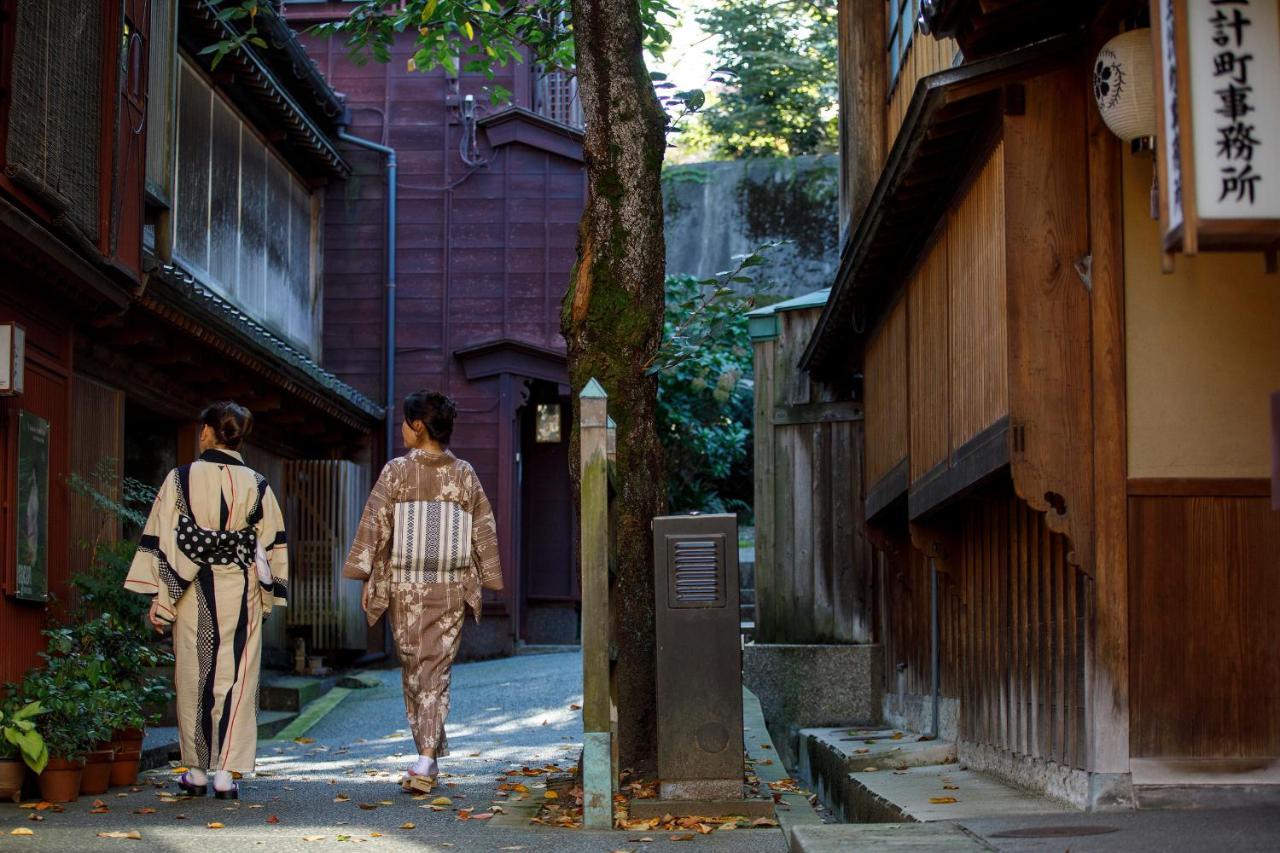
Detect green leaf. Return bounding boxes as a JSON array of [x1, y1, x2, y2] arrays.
[[249, 36, 268, 49]]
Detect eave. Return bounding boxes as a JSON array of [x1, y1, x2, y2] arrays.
[[923, 0, 1104, 58], [141, 262, 383, 431], [454, 337, 569, 386], [800, 33, 1081, 379], [181, 0, 350, 180], [478, 107, 585, 163]]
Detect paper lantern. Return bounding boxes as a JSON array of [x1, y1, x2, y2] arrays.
[[1093, 28, 1155, 143]]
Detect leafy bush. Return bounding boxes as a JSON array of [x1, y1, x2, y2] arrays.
[[0, 699, 47, 773], [655, 272, 760, 516]]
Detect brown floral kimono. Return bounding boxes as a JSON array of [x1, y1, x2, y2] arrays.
[[342, 448, 503, 755]]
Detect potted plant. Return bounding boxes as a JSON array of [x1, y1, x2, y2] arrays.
[[0, 700, 46, 803], [15, 645, 106, 803]]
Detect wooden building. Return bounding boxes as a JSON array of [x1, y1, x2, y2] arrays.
[[761, 0, 1280, 809], [286, 2, 587, 655], [0, 0, 382, 685]]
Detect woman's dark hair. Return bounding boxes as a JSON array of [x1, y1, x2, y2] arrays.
[[404, 390, 457, 446], [200, 401, 253, 450]]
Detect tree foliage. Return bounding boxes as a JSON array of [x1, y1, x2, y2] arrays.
[[692, 0, 838, 158]]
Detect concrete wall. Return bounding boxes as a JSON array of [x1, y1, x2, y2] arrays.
[[663, 156, 839, 297]]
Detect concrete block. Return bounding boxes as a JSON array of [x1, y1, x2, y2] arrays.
[[845, 764, 1071, 823], [582, 731, 612, 829], [743, 643, 882, 767], [259, 676, 324, 712], [797, 727, 957, 821], [525, 602, 580, 645]]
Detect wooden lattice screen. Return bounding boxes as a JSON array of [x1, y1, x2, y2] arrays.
[[282, 460, 370, 651]]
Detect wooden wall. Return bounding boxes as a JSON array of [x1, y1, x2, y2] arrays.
[[68, 375, 125, 579], [865, 298, 908, 489], [948, 144, 1008, 451], [879, 483, 1088, 770], [886, 35, 960, 154], [753, 307, 872, 645], [1129, 486, 1280, 759], [908, 235, 949, 480]]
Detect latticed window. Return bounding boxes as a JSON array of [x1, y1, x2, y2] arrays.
[[172, 58, 320, 356], [888, 0, 919, 92], [533, 68, 583, 128]]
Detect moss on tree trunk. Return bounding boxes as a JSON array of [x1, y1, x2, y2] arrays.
[[563, 0, 668, 772]]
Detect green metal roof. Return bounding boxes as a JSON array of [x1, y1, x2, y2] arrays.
[[747, 288, 830, 341]]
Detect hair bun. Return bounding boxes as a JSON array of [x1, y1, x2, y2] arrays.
[[200, 401, 254, 451]]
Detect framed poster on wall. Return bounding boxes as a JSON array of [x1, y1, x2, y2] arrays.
[[15, 409, 49, 602]]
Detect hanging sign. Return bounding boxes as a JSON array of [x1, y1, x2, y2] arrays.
[[1152, 0, 1280, 255], [0, 323, 25, 396], [14, 411, 50, 602]]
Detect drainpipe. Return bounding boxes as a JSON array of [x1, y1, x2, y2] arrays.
[[929, 557, 940, 739], [337, 123, 398, 462]]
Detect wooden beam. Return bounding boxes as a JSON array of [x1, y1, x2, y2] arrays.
[[1085, 25, 1130, 787]]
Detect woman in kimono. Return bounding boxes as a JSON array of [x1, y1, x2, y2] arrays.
[[125, 401, 288, 800], [343, 390, 502, 788]]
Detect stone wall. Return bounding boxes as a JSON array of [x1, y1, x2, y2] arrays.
[[663, 156, 839, 297]]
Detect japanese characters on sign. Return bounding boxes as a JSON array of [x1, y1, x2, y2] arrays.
[[1154, 0, 1280, 253], [1188, 0, 1280, 220]]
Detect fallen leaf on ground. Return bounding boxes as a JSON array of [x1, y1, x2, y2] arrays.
[[928, 796, 958, 804], [132, 808, 157, 815], [11, 828, 35, 836], [90, 807, 110, 814], [207, 822, 225, 829], [544, 790, 559, 800], [333, 794, 351, 803], [431, 796, 453, 806], [943, 784, 959, 790], [751, 817, 780, 827], [302, 836, 326, 842], [26, 814, 42, 822], [669, 834, 695, 841], [357, 803, 378, 810], [570, 704, 581, 710], [854, 748, 870, 754], [267, 815, 280, 824], [471, 813, 493, 821], [293, 737, 315, 744], [95, 831, 142, 840], [457, 809, 474, 820]]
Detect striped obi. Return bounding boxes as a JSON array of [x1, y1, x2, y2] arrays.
[[391, 500, 474, 584]]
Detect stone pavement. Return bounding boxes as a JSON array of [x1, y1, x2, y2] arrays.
[[0, 651, 787, 852]]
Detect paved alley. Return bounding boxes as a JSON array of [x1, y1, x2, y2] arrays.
[[0, 651, 787, 852]]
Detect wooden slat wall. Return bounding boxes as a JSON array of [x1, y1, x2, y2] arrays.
[[68, 375, 125, 578], [865, 299, 908, 487], [908, 234, 949, 480], [752, 337, 777, 641], [877, 486, 1088, 769], [282, 459, 371, 652], [1129, 493, 1280, 758], [886, 35, 960, 154], [948, 143, 1008, 451]]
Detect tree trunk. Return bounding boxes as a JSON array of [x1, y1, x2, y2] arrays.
[[563, 0, 668, 772]]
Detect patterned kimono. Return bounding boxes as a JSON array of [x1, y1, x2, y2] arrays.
[[343, 448, 502, 756], [125, 449, 288, 774]]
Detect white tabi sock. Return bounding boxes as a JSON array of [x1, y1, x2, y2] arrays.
[[411, 755, 438, 777], [184, 768, 208, 786], [212, 770, 234, 791]]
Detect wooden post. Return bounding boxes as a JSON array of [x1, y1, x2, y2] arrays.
[[579, 378, 612, 828]]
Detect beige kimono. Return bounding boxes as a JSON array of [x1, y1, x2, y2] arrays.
[[343, 448, 502, 755], [125, 449, 288, 774]]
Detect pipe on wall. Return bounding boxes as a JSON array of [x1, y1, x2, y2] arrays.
[[336, 127, 398, 462], [930, 557, 940, 739]]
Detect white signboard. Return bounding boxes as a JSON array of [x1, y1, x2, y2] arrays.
[[1187, 0, 1280, 220], [0, 323, 25, 396]]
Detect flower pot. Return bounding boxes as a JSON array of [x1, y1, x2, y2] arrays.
[[38, 757, 84, 803], [111, 727, 145, 753], [79, 748, 115, 796], [0, 759, 26, 803], [109, 750, 141, 787]]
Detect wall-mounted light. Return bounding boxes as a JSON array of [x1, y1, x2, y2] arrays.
[[535, 403, 562, 443]]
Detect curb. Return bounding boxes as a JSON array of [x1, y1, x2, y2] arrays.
[[743, 686, 825, 846], [269, 686, 354, 742]]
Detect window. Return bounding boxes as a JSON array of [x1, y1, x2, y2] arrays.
[[145, 0, 179, 205], [887, 0, 918, 93], [172, 58, 320, 356], [535, 404, 563, 443]]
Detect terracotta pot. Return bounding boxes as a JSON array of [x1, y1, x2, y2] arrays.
[[111, 727, 145, 753], [0, 759, 26, 803], [79, 748, 115, 796], [38, 757, 84, 803], [109, 750, 142, 787]]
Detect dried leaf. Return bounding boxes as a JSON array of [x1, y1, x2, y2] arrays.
[[357, 803, 378, 810], [11, 828, 35, 836], [669, 834, 695, 841], [302, 836, 326, 842], [943, 784, 959, 790], [471, 812, 493, 821], [431, 796, 453, 806], [853, 748, 870, 754], [333, 794, 351, 803], [132, 808, 157, 815], [293, 737, 315, 744], [267, 815, 281, 824], [400, 821, 416, 830], [96, 831, 143, 840], [544, 790, 559, 800], [91, 807, 110, 814], [569, 704, 581, 710], [751, 817, 780, 827], [26, 814, 43, 822], [207, 822, 225, 829], [928, 796, 958, 804]]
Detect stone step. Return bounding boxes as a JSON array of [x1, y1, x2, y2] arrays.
[[259, 675, 327, 712], [839, 763, 1070, 823], [790, 823, 990, 853]]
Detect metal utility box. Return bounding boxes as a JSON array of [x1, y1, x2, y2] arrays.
[[653, 513, 744, 800]]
